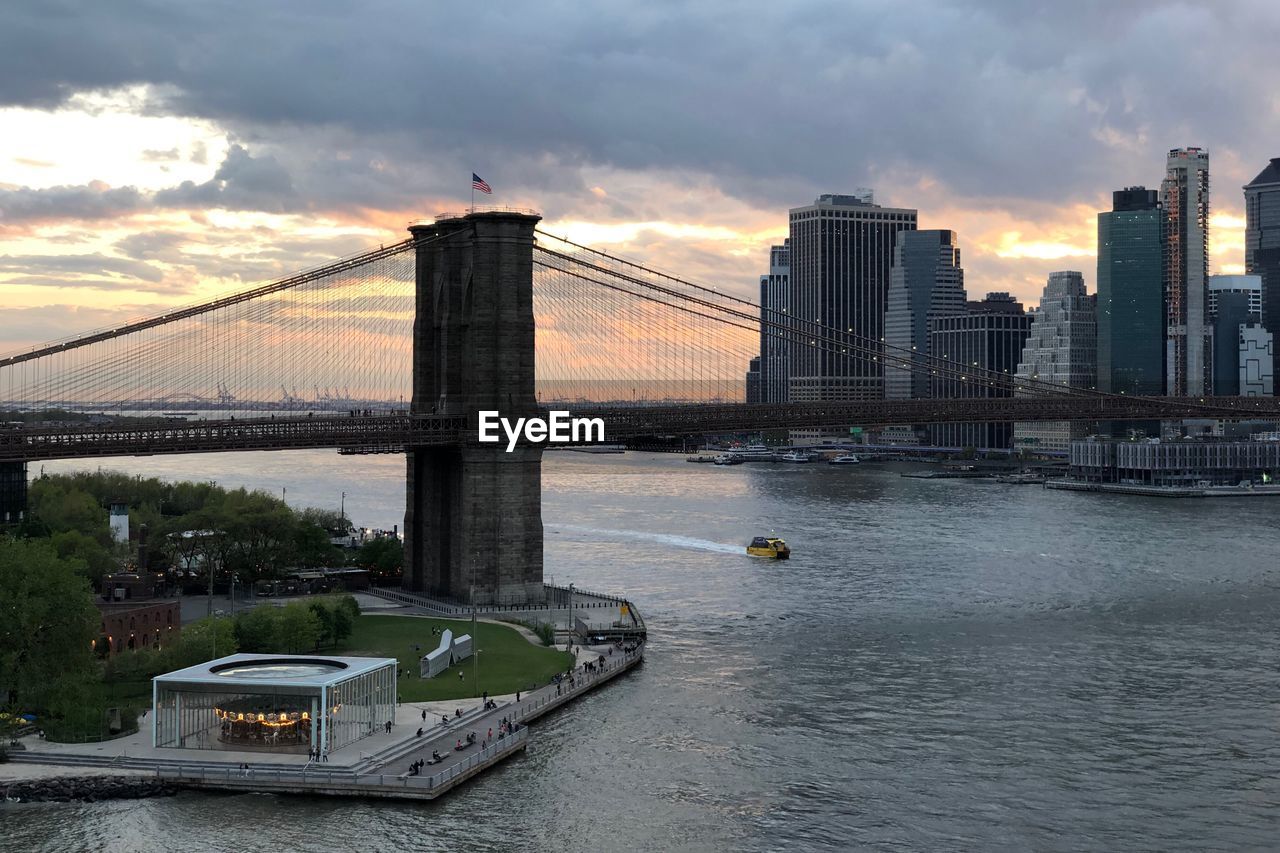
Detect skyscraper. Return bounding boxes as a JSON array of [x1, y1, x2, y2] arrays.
[[1239, 324, 1274, 397], [928, 293, 1032, 450], [1013, 271, 1097, 453], [758, 240, 790, 403], [1097, 187, 1165, 396], [745, 356, 762, 404], [1244, 157, 1280, 390], [1208, 274, 1263, 396], [788, 191, 917, 402], [1207, 274, 1263, 319], [1162, 148, 1211, 396], [884, 230, 967, 399]]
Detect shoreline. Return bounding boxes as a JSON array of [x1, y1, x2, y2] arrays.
[[1045, 479, 1280, 498]]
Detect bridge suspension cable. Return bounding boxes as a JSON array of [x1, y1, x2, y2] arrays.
[[0, 236, 441, 417], [533, 230, 1101, 403], [530, 230, 1249, 423]]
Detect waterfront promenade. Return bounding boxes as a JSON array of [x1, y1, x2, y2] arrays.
[[6, 641, 644, 801]]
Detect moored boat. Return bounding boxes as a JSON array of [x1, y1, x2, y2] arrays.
[[995, 472, 1047, 484], [724, 444, 776, 461], [828, 453, 861, 465], [777, 450, 811, 463]]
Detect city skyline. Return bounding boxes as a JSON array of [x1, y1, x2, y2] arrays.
[[3, 1, 1280, 354]]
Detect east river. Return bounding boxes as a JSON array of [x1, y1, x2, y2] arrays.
[[7, 451, 1280, 851]]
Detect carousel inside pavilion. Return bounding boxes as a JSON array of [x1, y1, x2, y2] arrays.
[[152, 654, 397, 755]]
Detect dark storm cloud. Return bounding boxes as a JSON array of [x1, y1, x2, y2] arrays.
[[0, 252, 165, 282], [114, 230, 188, 260], [1, 0, 1277, 214], [0, 145, 299, 224], [154, 143, 297, 211], [0, 183, 149, 224]]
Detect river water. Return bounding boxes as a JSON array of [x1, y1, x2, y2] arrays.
[[8, 451, 1280, 851]]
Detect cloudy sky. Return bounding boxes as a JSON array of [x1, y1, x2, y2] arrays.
[[2, 0, 1278, 351]]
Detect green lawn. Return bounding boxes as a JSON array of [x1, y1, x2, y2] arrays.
[[336, 614, 573, 702]]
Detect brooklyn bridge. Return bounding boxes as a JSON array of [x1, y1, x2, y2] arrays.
[[3, 210, 1277, 603]]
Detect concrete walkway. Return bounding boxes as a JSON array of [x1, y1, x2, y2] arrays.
[[374, 642, 644, 779], [11, 641, 644, 802]]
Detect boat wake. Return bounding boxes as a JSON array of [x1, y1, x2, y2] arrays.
[[551, 524, 743, 554]]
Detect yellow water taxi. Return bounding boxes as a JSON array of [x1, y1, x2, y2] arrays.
[[746, 536, 790, 559]]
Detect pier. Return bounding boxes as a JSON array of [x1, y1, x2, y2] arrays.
[[7, 637, 644, 802]]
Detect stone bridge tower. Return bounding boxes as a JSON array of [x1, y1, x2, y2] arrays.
[[403, 211, 545, 605]]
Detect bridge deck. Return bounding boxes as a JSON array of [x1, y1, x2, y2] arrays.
[[2, 396, 1279, 462]]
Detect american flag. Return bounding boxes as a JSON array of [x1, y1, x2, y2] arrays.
[[472, 173, 492, 194]]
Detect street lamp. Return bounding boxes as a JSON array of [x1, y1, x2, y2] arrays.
[[470, 552, 480, 702], [568, 583, 575, 652]]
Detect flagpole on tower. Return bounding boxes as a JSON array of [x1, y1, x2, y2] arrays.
[[470, 173, 491, 213]]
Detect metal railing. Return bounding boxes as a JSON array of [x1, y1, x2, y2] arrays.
[[153, 727, 529, 794], [366, 585, 633, 617], [419, 207, 542, 223]]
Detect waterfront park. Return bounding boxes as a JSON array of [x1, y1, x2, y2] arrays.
[[1, 470, 640, 802]]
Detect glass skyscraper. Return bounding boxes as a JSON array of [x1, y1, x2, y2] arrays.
[[758, 240, 790, 403], [884, 230, 966, 400], [1097, 187, 1165, 396], [787, 192, 917, 402], [1244, 157, 1280, 390]]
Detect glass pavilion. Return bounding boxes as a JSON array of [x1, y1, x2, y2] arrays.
[[152, 654, 397, 756]]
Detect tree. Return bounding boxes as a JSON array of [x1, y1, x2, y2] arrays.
[[309, 601, 336, 647], [336, 594, 360, 621], [28, 481, 108, 538], [277, 602, 321, 653], [234, 606, 280, 653], [355, 537, 402, 579], [299, 508, 348, 536], [158, 616, 238, 672], [293, 521, 338, 569], [50, 529, 116, 589], [331, 605, 353, 646], [0, 538, 99, 710]]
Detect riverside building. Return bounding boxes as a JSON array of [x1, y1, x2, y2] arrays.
[[1067, 437, 1280, 488], [1097, 187, 1165, 398], [787, 191, 917, 403], [1244, 157, 1280, 388], [928, 293, 1032, 450], [1208, 275, 1268, 396], [1013, 272, 1097, 453]]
